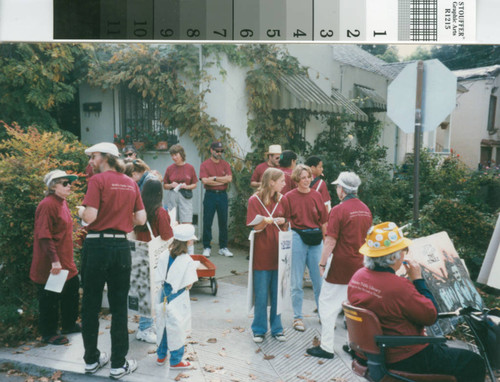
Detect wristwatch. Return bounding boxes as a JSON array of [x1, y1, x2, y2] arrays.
[[214, 176, 217, 181]]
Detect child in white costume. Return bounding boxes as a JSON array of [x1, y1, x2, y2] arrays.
[[155, 224, 198, 369]]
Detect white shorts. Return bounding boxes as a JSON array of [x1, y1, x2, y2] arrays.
[[165, 190, 193, 223]]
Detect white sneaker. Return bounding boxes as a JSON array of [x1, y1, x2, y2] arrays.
[[136, 327, 156, 344], [202, 248, 211, 257], [218, 247, 233, 257], [110, 359, 138, 380], [85, 351, 109, 374]]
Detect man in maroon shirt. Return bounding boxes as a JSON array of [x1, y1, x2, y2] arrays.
[[199, 141, 233, 258], [250, 144, 282, 188], [79, 142, 146, 379], [346, 222, 485, 382], [307, 171, 372, 359]]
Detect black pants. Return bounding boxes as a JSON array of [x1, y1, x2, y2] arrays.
[[36, 274, 80, 339], [389, 343, 486, 382], [81, 237, 131, 368]]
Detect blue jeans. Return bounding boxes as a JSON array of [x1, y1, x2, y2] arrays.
[[157, 329, 184, 366], [202, 191, 228, 249], [252, 270, 283, 336], [291, 231, 323, 319], [139, 316, 153, 331], [81, 236, 131, 368]]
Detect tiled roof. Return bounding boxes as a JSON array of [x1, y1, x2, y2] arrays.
[[453, 65, 500, 81], [331, 45, 396, 79]]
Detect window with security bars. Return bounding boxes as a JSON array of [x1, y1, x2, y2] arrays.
[[409, 0, 437, 41], [120, 88, 177, 144]]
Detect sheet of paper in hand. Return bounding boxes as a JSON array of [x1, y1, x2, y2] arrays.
[[398, 231, 484, 336]]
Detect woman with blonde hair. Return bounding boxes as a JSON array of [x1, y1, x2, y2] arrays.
[[285, 164, 328, 332], [246, 167, 289, 343]]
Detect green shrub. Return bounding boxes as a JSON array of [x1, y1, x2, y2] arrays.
[[0, 123, 88, 345]]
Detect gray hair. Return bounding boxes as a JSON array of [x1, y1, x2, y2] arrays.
[[364, 250, 402, 270], [334, 171, 361, 195], [45, 178, 63, 196]]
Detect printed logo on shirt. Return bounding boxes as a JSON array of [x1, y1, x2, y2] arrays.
[[111, 183, 136, 192], [349, 279, 382, 299]]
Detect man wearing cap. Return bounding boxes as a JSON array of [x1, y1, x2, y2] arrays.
[[347, 222, 485, 382], [199, 142, 233, 258], [31, 170, 80, 346], [250, 144, 282, 188], [79, 142, 146, 379], [307, 171, 372, 359]]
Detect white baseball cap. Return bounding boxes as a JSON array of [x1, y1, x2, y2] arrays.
[[173, 224, 197, 242], [331, 171, 361, 193], [44, 170, 78, 187], [84, 142, 120, 157]]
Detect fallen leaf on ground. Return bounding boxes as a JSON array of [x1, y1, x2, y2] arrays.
[[249, 374, 258, 380], [148, 349, 156, 354], [233, 326, 245, 332], [255, 348, 261, 353], [284, 354, 290, 358], [330, 378, 349, 382], [218, 350, 226, 357], [174, 372, 190, 380], [230, 270, 241, 275], [12, 350, 24, 354], [188, 340, 199, 344], [318, 360, 324, 365], [213, 300, 219, 303], [207, 338, 217, 343], [127, 329, 135, 334], [225, 309, 231, 313], [51, 370, 63, 380], [22, 347, 30, 351], [226, 319, 233, 323], [190, 297, 198, 301], [312, 336, 320, 347], [203, 365, 224, 373], [263, 354, 275, 360]]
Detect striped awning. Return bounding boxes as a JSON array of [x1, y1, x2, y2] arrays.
[[271, 74, 368, 121], [354, 85, 387, 111]]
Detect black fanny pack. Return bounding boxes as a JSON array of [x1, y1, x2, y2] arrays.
[[179, 188, 193, 199], [292, 228, 323, 246]]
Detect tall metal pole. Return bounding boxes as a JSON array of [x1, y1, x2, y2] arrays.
[[413, 61, 424, 227]]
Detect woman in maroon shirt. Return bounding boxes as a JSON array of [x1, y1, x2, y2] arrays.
[[30, 170, 80, 345], [247, 168, 288, 343], [284, 164, 328, 332]]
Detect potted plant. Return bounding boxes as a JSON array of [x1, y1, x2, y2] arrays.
[[113, 134, 126, 150], [129, 126, 146, 150]]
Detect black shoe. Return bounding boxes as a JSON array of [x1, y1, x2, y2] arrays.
[[61, 322, 82, 334], [306, 345, 334, 359], [342, 344, 354, 356]]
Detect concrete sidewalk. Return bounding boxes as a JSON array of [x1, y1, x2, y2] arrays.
[[0, 245, 361, 382]]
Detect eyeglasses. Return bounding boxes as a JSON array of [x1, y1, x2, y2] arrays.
[[57, 180, 71, 187], [215, 150, 224, 153], [124, 152, 135, 157]]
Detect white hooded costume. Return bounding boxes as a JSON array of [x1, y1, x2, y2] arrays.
[[154, 252, 198, 350]]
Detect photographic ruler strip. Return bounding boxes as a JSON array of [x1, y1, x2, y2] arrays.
[[52, 0, 476, 42]]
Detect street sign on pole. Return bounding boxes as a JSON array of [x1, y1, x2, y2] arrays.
[[387, 59, 457, 225], [387, 59, 457, 134]]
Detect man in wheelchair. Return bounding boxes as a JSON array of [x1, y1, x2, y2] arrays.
[[347, 222, 485, 382]]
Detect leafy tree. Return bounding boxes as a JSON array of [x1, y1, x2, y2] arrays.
[[361, 45, 400, 63], [405, 46, 433, 61], [0, 123, 88, 345], [0, 44, 90, 139], [429, 45, 500, 70]]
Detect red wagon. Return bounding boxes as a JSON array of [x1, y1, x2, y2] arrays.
[[190, 255, 218, 296]]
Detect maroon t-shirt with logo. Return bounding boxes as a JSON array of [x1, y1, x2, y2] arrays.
[[246, 194, 289, 270], [163, 163, 197, 186], [199, 158, 232, 191], [348, 267, 437, 363], [284, 188, 328, 229], [83, 171, 144, 233], [326, 197, 372, 284], [30, 194, 78, 284]]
